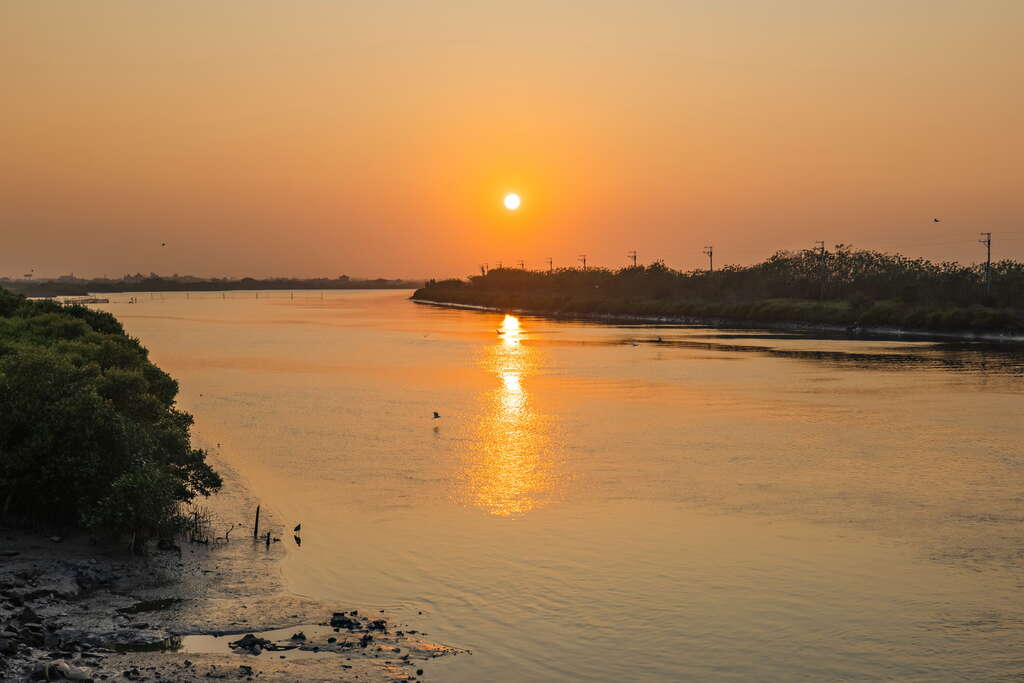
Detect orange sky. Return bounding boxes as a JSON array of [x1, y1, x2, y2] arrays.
[[2, 1, 1022, 279]]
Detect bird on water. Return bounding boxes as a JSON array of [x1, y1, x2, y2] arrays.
[[433, 411, 440, 419], [293, 523, 301, 533]]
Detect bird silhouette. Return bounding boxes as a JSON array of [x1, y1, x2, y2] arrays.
[[293, 535, 301, 547], [933, 218, 941, 222], [293, 523, 301, 533], [161, 242, 167, 246], [433, 411, 440, 419]]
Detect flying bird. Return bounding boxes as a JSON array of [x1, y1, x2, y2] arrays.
[[433, 411, 441, 419], [293, 523, 301, 533]]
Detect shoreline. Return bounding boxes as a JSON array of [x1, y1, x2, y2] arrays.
[[410, 297, 1024, 343], [0, 456, 463, 682]]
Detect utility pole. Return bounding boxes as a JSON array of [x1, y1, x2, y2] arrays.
[[627, 250, 637, 267], [578, 254, 587, 270], [517, 260, 525, 270], [480, 263, 488, 276], [703, 246, 714, 272], [497, 261, 503, 269], [546, 257, 553, 273], [814, 240, 827, 300], [979, 232, 992, 293]]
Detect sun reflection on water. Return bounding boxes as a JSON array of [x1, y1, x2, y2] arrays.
[[459, 315, 557, 517]]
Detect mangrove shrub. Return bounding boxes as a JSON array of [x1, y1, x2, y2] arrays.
[[0, 287, 221, 542]]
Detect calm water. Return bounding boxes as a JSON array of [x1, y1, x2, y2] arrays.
[[100, 290, 1024, 681]]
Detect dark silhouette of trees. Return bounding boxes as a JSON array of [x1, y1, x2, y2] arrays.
[[1, 275, 422, 298], [414, 248, 1023, 332]]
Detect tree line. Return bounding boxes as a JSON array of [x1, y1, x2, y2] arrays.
[[414, 248, 1024, 332], [3, 275, 424, 298]]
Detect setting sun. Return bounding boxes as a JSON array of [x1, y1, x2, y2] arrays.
[[503, 193, 521, 211]]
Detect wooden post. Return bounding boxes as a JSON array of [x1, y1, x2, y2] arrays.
[[253, 505, 260, 539], [265, 531, 271, 549]]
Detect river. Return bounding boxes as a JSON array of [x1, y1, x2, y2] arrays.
[[99, 289, 1024, 681]]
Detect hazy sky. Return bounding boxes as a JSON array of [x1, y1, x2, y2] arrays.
[[2, 1, 1022, 279]]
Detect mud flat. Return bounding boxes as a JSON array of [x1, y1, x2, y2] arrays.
[[0, 460, 466, 682]]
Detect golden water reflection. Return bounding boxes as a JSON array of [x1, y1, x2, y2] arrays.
[[461, 315, 557, 517]]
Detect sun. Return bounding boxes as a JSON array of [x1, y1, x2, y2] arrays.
[[503, 193, 521, 211]]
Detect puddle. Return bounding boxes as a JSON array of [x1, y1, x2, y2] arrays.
[[111, 616, 466, 665], [184, 625, 336, 659], [141, 624, 360, 660]]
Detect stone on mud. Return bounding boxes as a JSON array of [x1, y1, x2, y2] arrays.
[[28, 659, 94, 681], [330, 612, 361, 629], [228, 633, 273, 654]]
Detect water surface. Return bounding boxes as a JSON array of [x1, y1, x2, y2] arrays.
[[101, 290, 1024, 681]]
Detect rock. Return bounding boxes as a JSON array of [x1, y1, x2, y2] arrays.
[[116, 598, 181, 615], [417, 669, 424, 676], [368, 619, 387, 631], [327, 637, 337, 644], [73, 564, 116, 592], [14, 575, 80, 600], [29, 659, 94, 681], [330, 613, 360, 629], [0, 636, 17, 655], [289, 631, 306, 641], [97, 628, 168, 649], [228, 633, 272, 654], [17, 605, 42, 624], [359, 634, 373, 648]]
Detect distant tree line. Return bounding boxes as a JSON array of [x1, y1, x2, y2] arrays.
[[414, 248, 1024, 332], [2, 274, 424, 298], [0, 287, 221, 548]]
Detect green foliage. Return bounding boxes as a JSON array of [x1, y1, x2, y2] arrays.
[[413, 249, 1023, 332], [0, 287, 221, 542]]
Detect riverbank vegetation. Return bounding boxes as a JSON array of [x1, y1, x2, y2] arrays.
[[414, 248, 1024, 332], [0, 287, 221, 546]]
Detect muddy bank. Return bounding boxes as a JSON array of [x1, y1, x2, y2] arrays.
[[0, 461, 465, 682], [411, 298, 1024, 342]]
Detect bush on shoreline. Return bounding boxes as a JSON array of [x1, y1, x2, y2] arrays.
[[413, 249, 1023, 332], [0, 288, 221, 547]]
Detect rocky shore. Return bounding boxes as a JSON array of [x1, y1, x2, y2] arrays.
[[0, 462, 465, 682]]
